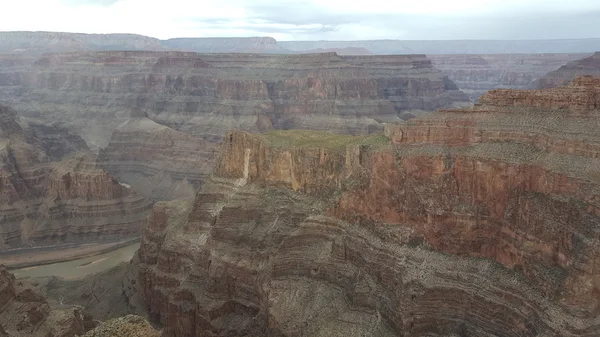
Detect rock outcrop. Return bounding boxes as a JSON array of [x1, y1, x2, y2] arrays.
[[136, 77, 600, 336], [478, 75, 600, 112], [19, 118, 90, 160], [98, 111, 218, 200], [536, 52, 600, 89], [0, 51, 469, 151], [80, 315, 160, 337], [0, 106, 152, 250], [0, 266, 86, 337], [429, 53, 591, 100]]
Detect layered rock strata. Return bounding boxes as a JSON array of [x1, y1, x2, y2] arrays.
[[136, 77, 600, 336], [0, 266, 86, 337], [98, 110, 218, 200], [536, 52, 600, 89], [0, 106, 152, 250], [0, 51, 469, 151], [429, 53, 591, 100]]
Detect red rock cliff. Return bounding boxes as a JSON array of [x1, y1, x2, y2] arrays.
[[135, 77, 600, 337]]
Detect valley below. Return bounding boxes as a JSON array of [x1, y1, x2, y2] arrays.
[[9, 241, 139, 279], [1, 238, 139, 271]]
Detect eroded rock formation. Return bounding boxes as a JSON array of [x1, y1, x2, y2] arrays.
[[429, 53, 591, 100], [98, 110, 218, 200], [0, 51, 469, 151], [536, 52, 600, 89], [81, 315, 160, 337], [0, 266, 86, 337], [136, 77, 600, 336], [0, 106, 152, 249]]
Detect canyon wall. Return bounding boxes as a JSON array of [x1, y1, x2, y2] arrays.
[[0, 106, 152, 250], [429, 53, 591, 100], [98, 111, 218, 200], [134, 77, 600, 336], [0, 51, 468, 152], [536, 52, 600, 89], [0, 51, 468, 200], [0, 266, 87, 337]]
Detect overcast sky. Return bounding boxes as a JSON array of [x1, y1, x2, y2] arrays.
[[2, 0, 600, 40]]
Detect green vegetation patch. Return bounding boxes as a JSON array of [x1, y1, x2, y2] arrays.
[[258, 129, 390, 149]]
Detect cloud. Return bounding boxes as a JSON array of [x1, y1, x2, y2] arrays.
[[0, 0, 599, 40], [61, 0, 121, 6]]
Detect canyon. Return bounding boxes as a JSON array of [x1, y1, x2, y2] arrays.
[[0, 265, 89, 337], [132, 76, 600, 336], [429, 53, 591, 100], [0, 51, 468, 151], [1, 30, 600, 337], [0, 105, 152, 250], [536, 52, 600, 89], [0, 50, 469, 200]]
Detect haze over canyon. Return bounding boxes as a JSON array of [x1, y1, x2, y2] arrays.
[[0, 26, 600, 337]]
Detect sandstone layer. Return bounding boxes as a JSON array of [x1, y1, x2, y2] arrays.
[[536, 52, 600, 89], [0, 51, 469, 151], [429, 53, 591, 100], [0, 106, 152, 250], [0, 266, 87, 337], [136, 77, 600, 336]]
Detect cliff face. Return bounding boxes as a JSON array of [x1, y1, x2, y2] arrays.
[[0, 266, 86, 337], [537, 52, 600, 89], [136, 77, 600, 336], [0, 106, 152, 250], [98, 114, 218, 200], [0, 51, 469, 151], [478, 75, 600, 112], [429, 53, 591, 100]]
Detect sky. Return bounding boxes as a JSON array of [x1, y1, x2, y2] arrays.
[[2, 0, 600, 41]]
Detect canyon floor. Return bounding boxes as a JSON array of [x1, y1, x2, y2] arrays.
[[0, 238, 137, 269]]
